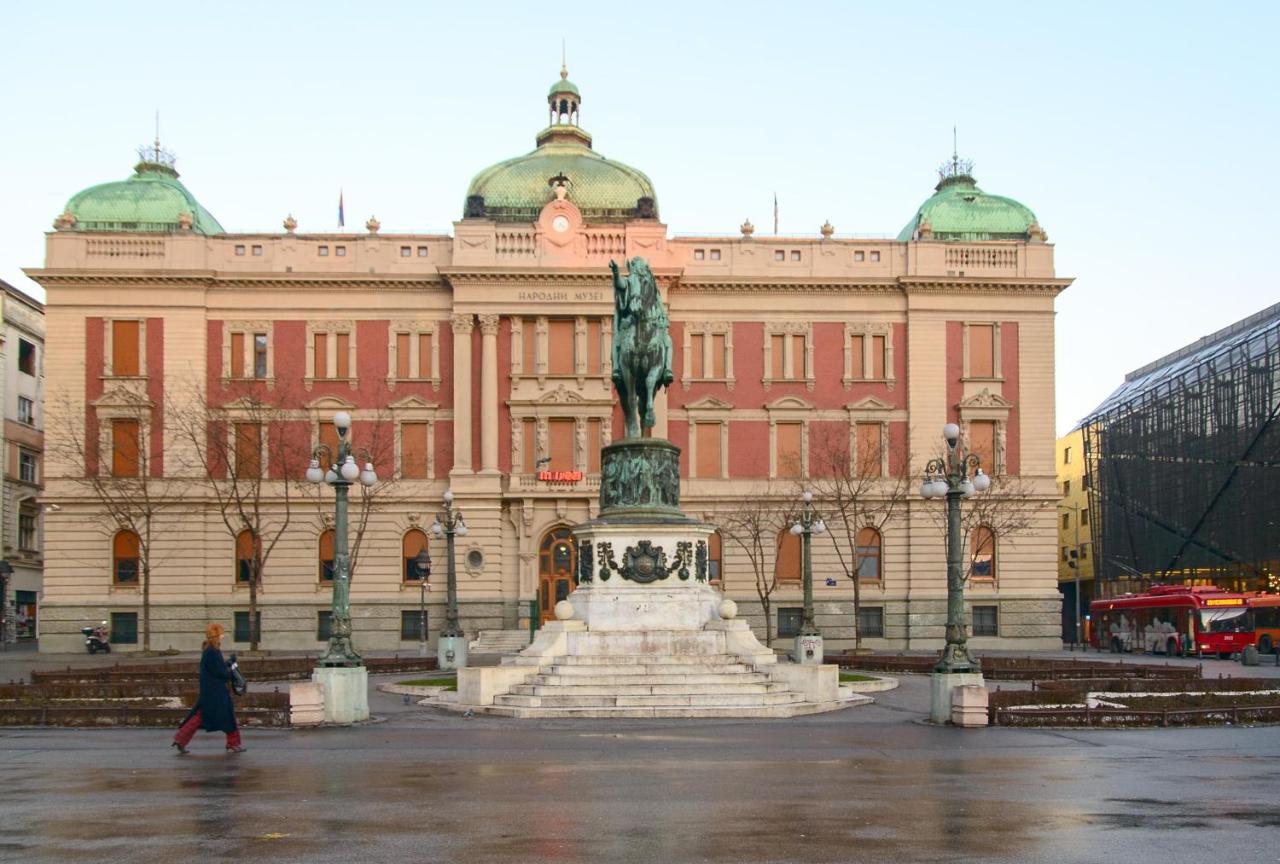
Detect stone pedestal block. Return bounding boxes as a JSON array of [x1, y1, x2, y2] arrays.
[[929, 671, 984, 724], [312, 665, 369, 725], [951, 683, 990, 727], [438, 635, 468, 671], [793, 633, 824, 665], [288, 681, 325, 726]]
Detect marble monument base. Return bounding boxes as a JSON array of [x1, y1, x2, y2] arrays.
[[311, 664, 370, 725]]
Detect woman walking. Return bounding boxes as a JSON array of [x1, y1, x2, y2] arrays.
[[172, 623, 245, 754]]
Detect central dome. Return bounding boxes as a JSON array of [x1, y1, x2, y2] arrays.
[[463, 69, 658, 223]]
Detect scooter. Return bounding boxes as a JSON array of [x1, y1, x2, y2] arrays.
[[81, 621, 110, 653]]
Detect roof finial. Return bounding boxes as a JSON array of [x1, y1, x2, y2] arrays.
[[560, 38, 568, 79], [155, 109, 162, 163], [952, 125, 958, 173], [937, 126, 973, 184]]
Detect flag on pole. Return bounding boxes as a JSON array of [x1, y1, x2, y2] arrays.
[[773, 192, 778, 234], [338, 189, 345, 228]]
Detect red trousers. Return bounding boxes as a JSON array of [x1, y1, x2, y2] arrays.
[[174, 710, 241, 749]]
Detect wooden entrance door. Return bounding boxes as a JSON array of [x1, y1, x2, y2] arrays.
[[538, 527, 577, 624]]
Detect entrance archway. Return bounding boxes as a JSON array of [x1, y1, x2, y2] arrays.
[[538, 526, 577, 623]]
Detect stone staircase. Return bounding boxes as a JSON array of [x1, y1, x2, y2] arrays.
[[485, 652, 833, 718], [469, 629, 533, 655]]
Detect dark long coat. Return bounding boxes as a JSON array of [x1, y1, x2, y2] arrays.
[[188, 645, 238, 733]]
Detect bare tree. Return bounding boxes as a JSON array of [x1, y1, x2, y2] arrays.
[[169, 383, 310, 651], [47, 390, 184, 651], [807, 424, 913, 650], [719, 485, 795, 646]]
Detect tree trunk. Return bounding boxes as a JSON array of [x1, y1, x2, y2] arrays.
[[852, 561, 862, 651], [248, 558, 261, 651], [142, 521, 152, 652]]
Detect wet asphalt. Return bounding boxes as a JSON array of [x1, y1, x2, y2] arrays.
[[2, 665, 1279, 864]]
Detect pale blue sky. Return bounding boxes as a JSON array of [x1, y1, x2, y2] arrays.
[[2, 1, 1276, 434]]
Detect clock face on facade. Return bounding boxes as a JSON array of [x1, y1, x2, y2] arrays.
[[551, 215, 570, 233]]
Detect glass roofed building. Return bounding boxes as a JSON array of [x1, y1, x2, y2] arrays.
[[27, 66, 1069, 653], [1080, 303, 1280, 596]]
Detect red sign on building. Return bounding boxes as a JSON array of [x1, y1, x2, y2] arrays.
[[537, 470, 584, 483]]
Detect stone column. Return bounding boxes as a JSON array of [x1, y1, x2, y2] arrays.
[[451, 313, 475, 473], [479, 314, 501, 474]]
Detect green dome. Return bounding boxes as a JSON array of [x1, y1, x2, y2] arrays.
[[549, 77, 580, 98], [897, 173, 1037, 242], [464, 127, 657, 223], [62, 157, 224, 234]]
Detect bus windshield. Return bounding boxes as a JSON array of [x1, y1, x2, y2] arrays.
[[1199, 608, 1250, 634]]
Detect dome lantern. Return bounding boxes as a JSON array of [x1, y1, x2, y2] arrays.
[[548, 61, 581, 129]]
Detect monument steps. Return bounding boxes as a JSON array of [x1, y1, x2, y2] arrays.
[[495, 691, 806, 709], [540, 661, 755, 676], [531, 672, 774, 686], [470, 630, 533, 654], [509, 681, 793, 697], [482, 701, 848, 720]]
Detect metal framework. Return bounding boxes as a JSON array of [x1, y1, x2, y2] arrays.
[[1082, 304, 1280, 597]]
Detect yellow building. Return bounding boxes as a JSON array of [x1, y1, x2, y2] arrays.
[[1056, 427, 1093, 643], [29, 68, 1070, 653]]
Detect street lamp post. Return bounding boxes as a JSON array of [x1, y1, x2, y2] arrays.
[[789, 490, 827, 664], [921, 423, 991, 721], [305, 411, 377, 723], [432, 490, 469, 670], [415, 548, 432, 657], [1058, 503, 1083, 650]]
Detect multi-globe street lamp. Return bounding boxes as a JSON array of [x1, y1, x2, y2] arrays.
[[414, 548, 432, 657], [305, 410, 378, 667], [920, 422, 991, 681], [431, 490, 468, 670], [789, 490, 827, 664]]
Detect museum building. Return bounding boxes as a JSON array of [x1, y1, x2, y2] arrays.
[[29, 68, 1069, 652]]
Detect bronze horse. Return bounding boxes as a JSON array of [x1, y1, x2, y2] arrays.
[[609, 257, 674, 439]]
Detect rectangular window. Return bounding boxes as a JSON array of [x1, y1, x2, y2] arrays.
[[549, 419, 575, 471], [775, 422, 802, 478], [849, 334, 864, 379], [1061, 546, 1070, 562], [234, 423, 262, 478], [417, 246, 429, 257], [522, 418, 537, 473], [252, 245, 263, 256], [857, 607, 884, 638], [112, 320, 141, 376], [110, 612, 138, 645], [18, 511, 36, 551], [969, 421, 996, 473], [335, 245, 346, 257], [968, 324, 995, 378], [317, 611, 332, 642], [548, 319, 575, 375], [400, 246, 412, 257], [777, 607, 804, 638], [318, 245, 329, 257], [18, 396, 34, 425], [396, 333, 411, 379], [695, 422, 722, 478], [710, 248, 721, 261], [112, 419, 141, 477], [1062, 479, 1071, 496], [870, 335, 886, 378], [401, 610, 426, 640], [694, 249, 705, 261], [791, 250, 801, 262], [770, 334, 785, 379], [229, 332, 245, 378], [791, 334, 806, 378], [254, 333, 268, 378], [318, 422, 341, 467], [1061, 512, 1070, 530], [335, 332, 350, 378], [1063, 446, 1072, 465], [418, 332, 433, 378], [588, 418, 602, 473], [313, 333, 328, 378], [710, 333, 726, 378], [235, 245, 246, 256], [774, 250, 785, 262], [521, 318, 537, 373], [18, 339, 36, 376], [233, 611, 262, 643], [854, 251, 865, 262], [855, 422, 882, 478], [19, 450, 38, 484], [972, 605, 998, 637], [1081, 508, 1089, 526], [402, 422, 429, 479], [586, 319, 602, 375], [870, 250, 880, 262], [690, 333, 705, 378]]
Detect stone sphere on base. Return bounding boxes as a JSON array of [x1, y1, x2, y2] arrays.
[[554, 600, 575, 620], [718, 599, 738, 620]]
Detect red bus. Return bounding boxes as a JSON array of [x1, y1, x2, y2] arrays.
[[1089, 586, 1253, 659], [1248, 594, 1280, 655]]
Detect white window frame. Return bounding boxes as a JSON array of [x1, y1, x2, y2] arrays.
[[680, 321, 735, 391], [305, 320, 358, 391], [842, 322, 895, 389], [386, 320, 443, 391], [762, 323, 814, 391]]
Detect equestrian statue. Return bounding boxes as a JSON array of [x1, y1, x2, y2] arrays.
[[609, 257, 674, 439]]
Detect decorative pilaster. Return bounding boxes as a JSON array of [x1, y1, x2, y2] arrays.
[[478, 314, 500, 474], [451, 313, 475, 472]]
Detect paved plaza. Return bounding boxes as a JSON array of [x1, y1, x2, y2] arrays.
[[2, 655, 1278, 864]]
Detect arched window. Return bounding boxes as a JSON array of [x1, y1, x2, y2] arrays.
[[856, 527, 882, 581], [113, 530, 140, 584], [708, 531, 723, 586], [971, 525, 996, 581], [318, 529, 335, 582], [775, 528, 801, 582], [403, 528, 429, 582], [235, 529, 257, 583]]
